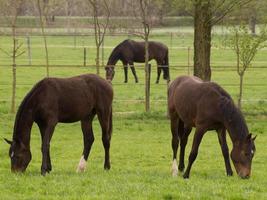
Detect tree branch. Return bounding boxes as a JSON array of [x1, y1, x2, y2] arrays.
[[210, 0, 253, 26]]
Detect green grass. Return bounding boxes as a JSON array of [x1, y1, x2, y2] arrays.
[[0, 28, 267, 199]]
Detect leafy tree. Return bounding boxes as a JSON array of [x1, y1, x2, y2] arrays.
[[176, 0, 253, 81], [227, 24, 267, 108]]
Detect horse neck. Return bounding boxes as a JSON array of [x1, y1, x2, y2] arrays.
[[12, 104, 34, 148], [224, 109, 249, 146], [107, 49, 120, 66], [107, 59, 118, 66]]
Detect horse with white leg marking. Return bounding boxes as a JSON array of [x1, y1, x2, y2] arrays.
[[4, 74, 113, 176], [168, 75, 256, 179]]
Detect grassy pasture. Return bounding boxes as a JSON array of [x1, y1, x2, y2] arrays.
[[0, 28, 267, 199]]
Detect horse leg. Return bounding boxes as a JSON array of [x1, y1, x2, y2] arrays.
[[170, 115, 179, 176], [97, 108, 112, 170], [129, 61, 138, 83], [217, 127, 233, 176], [38, 122, 52, 173], [123, 62, 128, 83], [178, 125, 192, 172], [183, 128, 205, 179], [156, 62, 162, 84], [39, 121, 56, 176], [77, 113, 96, 172]]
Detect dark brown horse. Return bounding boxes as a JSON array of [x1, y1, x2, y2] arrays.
[[105, 39, 170, 83], [4, 74, 113, 175], [168, 76, 256, 179]]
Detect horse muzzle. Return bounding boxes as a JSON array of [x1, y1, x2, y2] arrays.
[[11, 166, 26, 173]]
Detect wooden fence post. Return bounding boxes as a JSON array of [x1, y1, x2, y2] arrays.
[[145, 63, 151, 112], [187, 47, 190, 75], [26, 35, 32, 65], [84, 47, 86, 67], [170, 32, 173, 49], [74, 33, 77, 49]]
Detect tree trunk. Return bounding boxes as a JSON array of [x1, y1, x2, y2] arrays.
[[11, 38, 17, 113], [193, 1, 212, 81], [238, 73, 244, 109], [96, 45, 100, 75], [249, 15, 256, 36], [37, 0, 49, 77]]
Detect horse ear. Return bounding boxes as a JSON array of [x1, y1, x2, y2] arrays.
[[252, 135, 257, 141], [4, 138, 12, 145]]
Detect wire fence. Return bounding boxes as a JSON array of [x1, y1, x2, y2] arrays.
[[1, 33, 267, 112], [0, 65, 267, 103]]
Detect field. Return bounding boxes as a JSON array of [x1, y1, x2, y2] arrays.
[[0, 27, 267, 199]]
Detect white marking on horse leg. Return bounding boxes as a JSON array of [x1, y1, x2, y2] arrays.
[[172, 159, 178, 177], [76, 155, 87, 173]]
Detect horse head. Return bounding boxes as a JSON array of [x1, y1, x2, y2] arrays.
[[230, 134, 256, 179], [4, 138, 32, 173], [105, 65, 115, 81]]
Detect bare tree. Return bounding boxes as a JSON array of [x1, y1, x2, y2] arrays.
[[37, 0, 50, 77], [88, 0, 111, 75], [139, 0, 151, 112], [0, 0, 24, 113], [127, 0, 158, 112]]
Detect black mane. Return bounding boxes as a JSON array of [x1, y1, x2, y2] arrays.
[[218, 90, 249, 140], [12, 81, 42, 141], [107, 40, 130, 65]]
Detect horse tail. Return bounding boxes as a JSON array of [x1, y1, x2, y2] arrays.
[[108, 107, 113, 137], [164, 49, 169, 66]]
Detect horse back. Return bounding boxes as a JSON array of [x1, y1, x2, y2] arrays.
[[119, 40, 168, 63], [168, 76, 228, 128], [32, 74, 113, 123]]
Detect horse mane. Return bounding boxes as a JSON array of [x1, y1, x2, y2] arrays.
[[217, 84, 249, 139], [107, 39, 130, 65], [12, 81, 42, 141]]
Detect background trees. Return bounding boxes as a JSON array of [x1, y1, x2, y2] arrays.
[[0, 0, 24, 113], [87, 0, 111, 75], [227, 25, 267, 109], [185, 0, 254, 81], [1, 0, 267, 112]]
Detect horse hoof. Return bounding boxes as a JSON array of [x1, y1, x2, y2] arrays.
[[76, 156, 87, 173], [227, 171, 233, 176], [41, 170, 47, 176], [183, 174, 189, 179], [104, 164, 111, 170], [171, 160, 178, 177], [47, 166, 52, 172], [76, 167, 85, 173], [178, 165, 184, 172]]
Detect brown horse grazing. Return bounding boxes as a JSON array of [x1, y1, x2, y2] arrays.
[[168, 76, 256, 179], [4, 74, 113, 176], [105, 39, 170, 83]]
